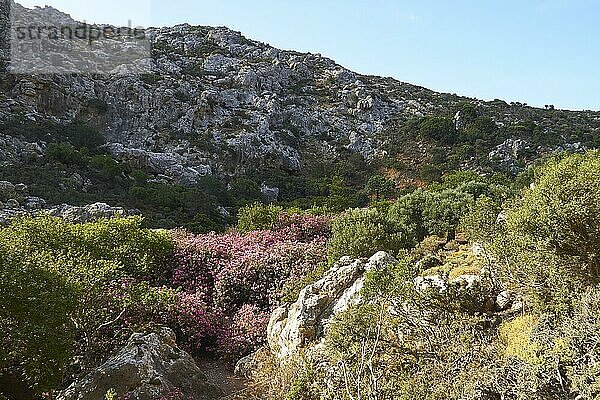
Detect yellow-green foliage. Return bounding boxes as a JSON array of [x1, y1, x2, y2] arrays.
[[237, 202, 283, 232], [420, 247, 483, 280], [447, 250, 483, 280], [412, 235, 445, 258], [104, 388, 117, 400], [267, 153, 600, 399], [460, 195, 501, 243], [243, 348, 320, 400], [0, 215, 174, 394], [498, 315, 540, 365], [448, 264, 483, 281], [493, 151, 600, 312]]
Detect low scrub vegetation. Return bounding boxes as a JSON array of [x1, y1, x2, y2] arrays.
[[1, 151, 599, 399], [248, 151, 600, 399]]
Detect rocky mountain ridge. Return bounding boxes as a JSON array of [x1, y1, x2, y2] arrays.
[[0, 0, 598, 189]]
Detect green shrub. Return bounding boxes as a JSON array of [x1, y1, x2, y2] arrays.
[[0, 246, 78, 394], [90, 154, 123, 180], [489, 289, 600, 398], [364, 174, 395, 199], [419, 164, 442, 182], [323, 252, 500, 400], [237, 203, 283, 232], [0, 119, 105, 151], [128, 182, 225, 233], [460, 195, 501, 243], [3, 216, 173, 278], [422, 189, 473, 240], [491, 151, 600, 312], [419, 116, 457, 143], [387, 190, 429, 243], [327, 207, 411, 263], [388, 188, 473, 243], [0, 216, 174, 395], [461, 116, 498, 142], [498, 315, 541, 365], [46, 143, 86, 166], [228, 178, 262, 206]]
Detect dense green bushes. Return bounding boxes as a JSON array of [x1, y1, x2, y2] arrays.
[[326, 174, 498, 262], [0, 118, 106, 152], [487, 150, 600, 313], [364, 174, 395, 199], [419, 116, 456, 143], [0, 216, 173, 397], [128, 180, 228, 233], [2, 113, 598, 400]]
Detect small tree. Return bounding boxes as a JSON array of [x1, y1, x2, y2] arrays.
[[364, 175, 395, 200], [419, 117, 457, 144], [423, 189, 474, 241], [327, 208, 410, 263]]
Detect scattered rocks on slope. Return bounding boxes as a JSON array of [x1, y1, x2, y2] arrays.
[[57, 327, 223, 400], [0, 180, 138, 225]]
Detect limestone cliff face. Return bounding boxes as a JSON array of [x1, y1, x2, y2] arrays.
[[0, 1, 598, 185]]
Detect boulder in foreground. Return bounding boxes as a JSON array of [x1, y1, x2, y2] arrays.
[[57, 328, 223, 400]]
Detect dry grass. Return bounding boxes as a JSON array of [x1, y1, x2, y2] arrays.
[[228, 348, 305, 400]]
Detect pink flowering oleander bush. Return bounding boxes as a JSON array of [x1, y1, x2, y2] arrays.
[[171, 292, 228, 353], [167, 212, 331, 359], [218, 304, 272, 357]]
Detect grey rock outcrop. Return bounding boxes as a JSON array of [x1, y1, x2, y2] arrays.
[[488, 138, 532, 174], [267, 251, 397, 358], [0, 180, 138, 225], [57, 327, 223, 400], [260, 183, 279, 203], [47, 202, 139, 223]]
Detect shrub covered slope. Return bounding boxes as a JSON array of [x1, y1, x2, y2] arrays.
[[1, 151, 599, 400]]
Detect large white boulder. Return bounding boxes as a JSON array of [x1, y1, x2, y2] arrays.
[[267, 251, 397, 358]]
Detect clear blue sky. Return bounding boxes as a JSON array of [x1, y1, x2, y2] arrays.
[[17, 0, 600, 110]]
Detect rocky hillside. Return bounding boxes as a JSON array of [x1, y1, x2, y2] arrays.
[[1, 1, 599, 179], [0, 1, 597, 232]]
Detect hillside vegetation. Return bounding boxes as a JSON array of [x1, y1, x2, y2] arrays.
[[1, 151, 599, 399]]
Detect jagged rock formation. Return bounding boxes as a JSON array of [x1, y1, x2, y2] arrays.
[[268, 251, 397, 358], [266, 247, 520, 361], [57, 328, 223, 400], [0, 1, 598, 187]]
